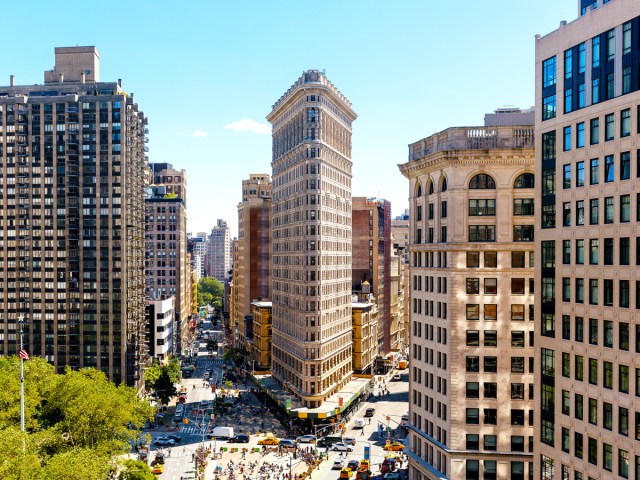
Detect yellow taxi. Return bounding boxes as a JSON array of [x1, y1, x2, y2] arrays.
[[383, 441, 405, 452], [340, 467, 353, 479], [257, 435, 280, 446], [151, 463, 164, 475]]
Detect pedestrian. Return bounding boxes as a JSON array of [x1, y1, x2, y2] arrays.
[[360, 428, 365, 436]]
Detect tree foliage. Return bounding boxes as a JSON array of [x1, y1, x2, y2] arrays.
[[119, 459, 156, 480], [0, 356, 154, 479], [145, 357, 181, 405], [222, 347, 250, 365], [197, 277, 224, 307]]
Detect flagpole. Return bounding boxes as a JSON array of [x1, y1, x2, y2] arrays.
[[19, 315, 25, 435]]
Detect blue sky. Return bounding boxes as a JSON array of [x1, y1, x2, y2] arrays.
[[0, 0, 577, 236]]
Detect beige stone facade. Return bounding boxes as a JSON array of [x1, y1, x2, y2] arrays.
[[252, 301, 272, 370], [352, 301, 378, 374], [399, 118, 535, 480], [534, 1, 640, 479], [267, 70, 357, 408]]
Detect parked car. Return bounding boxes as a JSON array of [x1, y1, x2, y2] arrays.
[[152, 437, 175, 446], [296, 435, 317, 444], [228, 434, 250, 443], [331, 442, 354, 452], [333, 459, 345, 470], [279, 439, 296, 449], [364, 408, 376, 417], [167, 434, 182, 443]]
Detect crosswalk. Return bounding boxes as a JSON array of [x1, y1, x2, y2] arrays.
[[177, 424, 209, 436]]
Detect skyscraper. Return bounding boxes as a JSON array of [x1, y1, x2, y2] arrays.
[[233, 173, 271, 350], [267, 70, 357, 408], [144, 163, 188, 355], [535, 1, 640, 478], [399, 109, 535, 479], [207, 219, 231, 281], [0, 46, 147, 386]]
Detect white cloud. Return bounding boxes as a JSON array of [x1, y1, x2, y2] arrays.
[[191, 130, 208, 137], [223, 118, 271, 135]]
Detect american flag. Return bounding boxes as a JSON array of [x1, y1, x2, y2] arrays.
[[19, 349, 29, 360]]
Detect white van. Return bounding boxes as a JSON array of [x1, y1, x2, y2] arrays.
[[354, 418, 366, 429]]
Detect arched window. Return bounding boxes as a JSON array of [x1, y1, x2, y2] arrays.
[[514, 173, 535, 189], [428, 180, 434, 195], [415, 183, 422, 197], [441, 177, 448, 192], [469, 174, 496, 189]]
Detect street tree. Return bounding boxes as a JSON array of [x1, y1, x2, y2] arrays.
[[118, 459, 156, 480], [206, 339, 218, 352], [197, 277, 224, 307], [145, 358, 181, 405]]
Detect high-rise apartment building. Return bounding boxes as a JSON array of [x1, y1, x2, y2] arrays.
[[233, 173, 271, 350], [144, 163, 188, 354], [207, 219, 231, 281], [188, 232, 207, 281], [267, 70, 357, 408], [399, 110, 536, 480], [535, 1, 640, 478], [352, 197, 392, 354], [0, 47, 148, 385]]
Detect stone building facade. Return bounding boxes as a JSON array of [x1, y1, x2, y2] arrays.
[[267, 70, 357, 408], [399, 112, 535, 480]]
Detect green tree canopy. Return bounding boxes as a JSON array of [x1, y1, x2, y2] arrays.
[[119, 459, 156, 480], [197, 277, 224, 307], [144, 357, 181, 405]]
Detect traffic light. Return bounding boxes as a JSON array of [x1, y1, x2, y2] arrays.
[[183, 418, 189, 424]]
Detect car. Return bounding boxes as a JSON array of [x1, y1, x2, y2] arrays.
[[331, 442, 354, 452], [258, 436, 280, 445], [333, 459, 345, 470], [153, 437, 175, 446], [279, 439, 296, 449], [392, 373, 402, 381], [364, 408, 376, 417], [343, 436, 356, 446], [347, 460, 360, 470], [383, 442, 405, 452], [383, 474, 400, 480], [228, 434, 250, 443], [296, 434, 317, 444], [167, 434, 182, 443], [151, 464, 164, 475], [340, 467, 353, 479]]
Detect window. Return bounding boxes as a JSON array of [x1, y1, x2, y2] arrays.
[[514, 173, 534, 188], [542, 56, 556, 87], [576, 161, 584, 187], [466, 356, 480, 373], [592, 36, 600, 67], [590, 118, 599, 144], [562, 277, 571, 301], [589, 360, 598, 386], [511, 410, 525, 426], [605, 196, 614, 223], [484, 356, 497, 372], [565, 88, 573, 114], [562, 315, 571, 340], [576, 316, 584, 342], [604, 402, 613, 429], [575, 432, 583, 459], [466, 460, 479, 480], [619, 365, 629, 393], [466, 304, 479, 321], [513, 225, 534, 242], [578, 83, 585, 108], [621, 151, 631, 180], [466, 330, 480, 346], [466, 278, 479, 294], [543, 95, 556, 121], [563, 202, 571, 226], [511, 383, 525, 399], [592, 77, 600, 104], [466, 382, 479, 398], [607, 72, 615, 99], [484, 330, 497, 347], [575, 393, 583, 420], [577, 122, 585, 147], [484, 435, 497, 451], [622, 109, 631, 137], [588, 239, 598, 265], [468, 199, 495, 216], [576, 355, 584, 381], [561, 427, 570, 452], [589, 199, 598, 225], [623, 67, 632, 95], [589, 397, 598, 424], [484, 278, 497, 294], [484, 382, 497, 398], [469, 174, 495, 189], [469, 225, 495, 242], [511, 331, 525, 348], [576, 200, 584, 225], [511, 278, 525, 295], [511, 357, 524, 373], [589, 279, 598, 305], [466, 434, 479, 450], [619, 407, 629, 436], [467, 251, 479, 268], [604, 361, 613, 388], [563, 126, 571, 151], [605, 155, 614, 182], [511, 305, 525, 321], [564, 48, 573, 79], [604, 238, 613, 265], [563, 165, 571, 189], [575, 242, 584, 268], [473, 252, 492, 270], [604, 443, 613, 471], [605, 114, 614, 141], [484, 304, 497, 321], [589, 318, 598, 344], [621, 195, 630, 222], [513, 199, 534, 216], [623, 21, 632, 54], [484, 461, 497, 480], [604, 320, 614, 346], [590, 158, 599, 184], [466, 408, 479, 424], [620, 322, 630, 350], [588, 437, 597, 465]]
